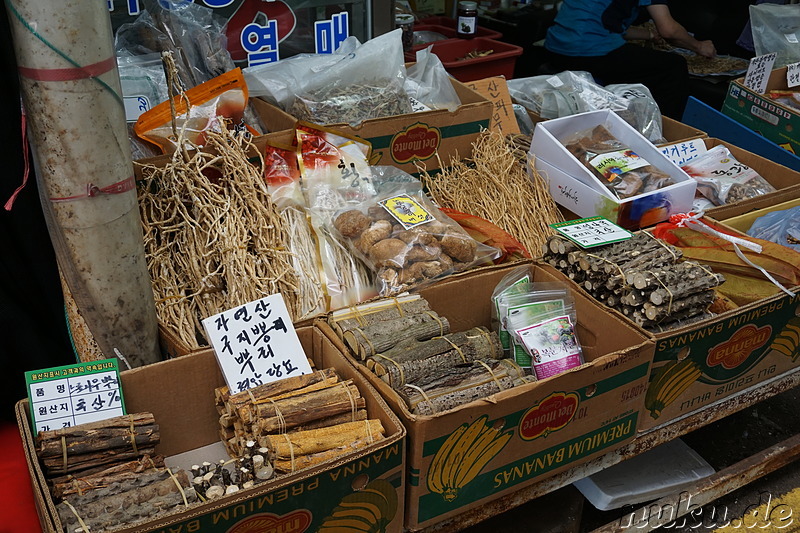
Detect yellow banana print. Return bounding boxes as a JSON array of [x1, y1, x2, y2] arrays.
[[318, 479, 398, 532], [427, 415, 513, 502], [644, 358, 701, 419]]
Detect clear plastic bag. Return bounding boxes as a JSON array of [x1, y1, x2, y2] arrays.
[[117, 53, 169, 160], [746, 205, 800, 252], [331, 181, 500, 297], [751, 3, 800, 67], [491, 266, 534, 353], [508, 71, 664, 142], [680, 145, 776, 205], [244, 30, 411, 126], [498, 284, 574, 370], [563, 125, 674, 200], [405, 46, 462, 112]]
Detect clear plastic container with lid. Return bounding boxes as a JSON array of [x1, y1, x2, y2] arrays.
[[456, 1, 478, 39]]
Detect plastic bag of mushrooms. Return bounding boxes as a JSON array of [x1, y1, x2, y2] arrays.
[[331, 181, 500, 296]]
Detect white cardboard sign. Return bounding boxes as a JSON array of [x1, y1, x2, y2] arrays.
[[744, 53, 777, 94], [787, 62, 800, 88], [203, 293, 312, 394]]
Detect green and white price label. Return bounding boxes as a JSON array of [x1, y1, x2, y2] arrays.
[[550, 216, 633, 249], [25, 359, 126, 436]]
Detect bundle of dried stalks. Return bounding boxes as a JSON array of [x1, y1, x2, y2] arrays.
[[419, 129, 563, 256], [137, 128, 302, 349]]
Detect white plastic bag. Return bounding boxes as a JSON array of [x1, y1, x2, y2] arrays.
[[751, 3, 800, 67]]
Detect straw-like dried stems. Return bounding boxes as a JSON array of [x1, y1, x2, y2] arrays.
[[137, 127, 302, 349], [419, 129, 563, 256]]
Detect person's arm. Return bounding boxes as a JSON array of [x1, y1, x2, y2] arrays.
[[646, 4, 717, 58], [623, 25, 655, 41]]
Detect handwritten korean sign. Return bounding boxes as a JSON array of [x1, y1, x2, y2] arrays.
[[744, 53, 777, 94], [465, 76, 520, 134], [550, 216, 632, 248], [787, 62, 800, 88], [25, 359, 125, 436], [658, 139, 707, 166], [203, 293, 312, 394]]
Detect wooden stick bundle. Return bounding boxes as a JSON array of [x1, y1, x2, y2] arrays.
[[542, 233, 725, 330], [215, 367, 385, 470], [51, 455, 165, 499]]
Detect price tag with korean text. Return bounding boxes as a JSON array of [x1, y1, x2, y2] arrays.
[[787, 62, 800, 88], [550, 216, 633, 248], [25, 359, 125, 436], [203, 293, 312, 394], [658, 138, 707, 166], [744, 53, 777, 94]]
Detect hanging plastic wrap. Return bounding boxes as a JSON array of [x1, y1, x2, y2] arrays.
[[244, 30, 412, 126], [6, 0, 161, 367], [507, 71, 664, 142]]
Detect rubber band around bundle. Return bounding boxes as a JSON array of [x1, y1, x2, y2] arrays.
[[471, 327, 496, 356], [247, 389, 257, 405], [373, 353, 405, 386], [648, 270, 674, 319], [405, 383, 434, 413], [50, 176, 135, 203], [424, 311, 446, 336], [476, 360, 505, 392], [688, 260, 720, 282], [350, 305, 366, 327], [340, 382, 358, 422], [364, 419, 374, 444], [392, 297, 405, 316], [165, 467, 190, 507], [282, 434, 296, 472], [63, 500, 90, 533], [353, 327, 377, 357], [436, 335, 467, 363], [129, 415, 139, 455], [267, 398, 287, 434]]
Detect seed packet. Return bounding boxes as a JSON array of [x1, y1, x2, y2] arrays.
[[514, 308, 584, 380], [491, 266, 533, 352], [680, 145, 776, 205]]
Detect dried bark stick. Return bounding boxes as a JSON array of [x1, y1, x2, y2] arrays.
[[366, 327, 502, 369], [51, 455, 165, 499], [328, 295, 431, 335], [38, 425, 159, 458], [643, 290, 716, 322], [273, 437, 374, 473], [42, 447, 158, 476], [344, 312, 450, 359], [218, 368, 339, 412], [261, 419, 385, 458]]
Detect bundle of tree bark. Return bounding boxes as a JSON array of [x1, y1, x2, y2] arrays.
[[327, 294, 451, 360], [36, 413, 198, 532], [542, 233, 725, 331], [327, 295, 532, 415], [215, 368, 386, 473]]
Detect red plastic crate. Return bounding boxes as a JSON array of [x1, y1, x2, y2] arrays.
[[413, 23, 503, 47], [407, 37, 523, 82]]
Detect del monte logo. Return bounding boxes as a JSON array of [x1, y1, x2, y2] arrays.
[[519, 391, 579, 441], [708, 324, 772, 370], [226, 510, 312, 533], [390, 123, 441, 164]]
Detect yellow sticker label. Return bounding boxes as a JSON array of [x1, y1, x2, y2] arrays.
[[379, 194, 434, 229]]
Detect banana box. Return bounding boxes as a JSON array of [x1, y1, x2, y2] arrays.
[[628, 219, 800, 431], [17, 326, 407, 533], [318, 262, 654, 530]]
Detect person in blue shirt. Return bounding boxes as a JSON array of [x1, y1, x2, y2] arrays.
[[544, 0, 716, 118]]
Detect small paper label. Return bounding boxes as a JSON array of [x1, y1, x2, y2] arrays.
[[203, 293, 313, 394], [550, 216, 633, 248], [25, 359, 125, 436], [408, 96, 432, 113], [744, 52, 777, 94], [123, 95, 152, 122], [788, 63, 800, 88], [588, 149, 649, 182], [380, 194, 434, 229], [659, 138, 707, 166], [786, 33, 799, 44], [547, 76, 564, 88]]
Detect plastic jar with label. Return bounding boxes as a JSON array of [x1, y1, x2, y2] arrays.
[[456, 1, 478, 39]]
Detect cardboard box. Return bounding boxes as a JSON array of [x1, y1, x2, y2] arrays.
[[715, 197, 800, 233], [17, 327, 406, 533], [252, 77, 492, 175], [530, 110, 697, 229], [319, 262, 654, 530], [660, 116, 706, 144], [722, 66, 800, 156]]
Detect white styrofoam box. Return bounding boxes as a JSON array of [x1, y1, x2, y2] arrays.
[[573, 438, 714, 511], [529, 109, 697, 228]]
